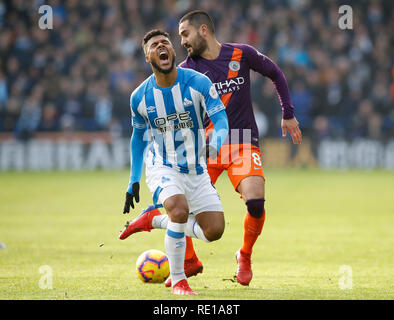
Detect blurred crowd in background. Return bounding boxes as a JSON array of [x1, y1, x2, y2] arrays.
[[0, 0, 393, 141]]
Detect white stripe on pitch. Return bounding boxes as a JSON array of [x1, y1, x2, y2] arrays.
[[153, 88, 177, 165], [171, 84, 196, 169]]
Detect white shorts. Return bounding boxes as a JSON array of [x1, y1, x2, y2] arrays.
[[145, 164, 223, 215]]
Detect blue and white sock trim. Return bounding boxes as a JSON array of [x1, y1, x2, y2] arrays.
[[167, 229, 185, 239], [167, 221, 186, 238]]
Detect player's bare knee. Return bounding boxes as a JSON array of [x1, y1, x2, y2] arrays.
[[169, 207, 189, 222], [165, 203, 188, 222], [239, 176, 265, 201], [246, 198, 265, 218], [164, 195, 189, 222], [204, 225, 224, 242], [203, 218, 225, 241], [196, 211, 224, 241]]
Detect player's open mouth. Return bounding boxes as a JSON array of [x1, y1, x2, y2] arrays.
[[159, 51, 170, 65]]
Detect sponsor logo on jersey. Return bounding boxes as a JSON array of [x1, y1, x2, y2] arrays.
[[154, 111, 193, 133], [213, 76, 245, 95]]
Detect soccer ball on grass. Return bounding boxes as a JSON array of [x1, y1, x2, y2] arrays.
[[136, 249, 170, 283]]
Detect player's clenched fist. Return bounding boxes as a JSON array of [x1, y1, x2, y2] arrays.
[[123, 182, 140, 213]]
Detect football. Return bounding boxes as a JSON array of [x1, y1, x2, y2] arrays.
[[136, 249, 170, 283]]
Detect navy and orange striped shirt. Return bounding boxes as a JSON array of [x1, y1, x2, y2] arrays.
[[180, 43, 294, 147]]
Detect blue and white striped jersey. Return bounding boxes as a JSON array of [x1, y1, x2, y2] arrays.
[[130, 67, 225, 175]]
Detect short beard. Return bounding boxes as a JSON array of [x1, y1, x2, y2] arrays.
[[151, 58, 175, 75], [188, 33, 208, 58]]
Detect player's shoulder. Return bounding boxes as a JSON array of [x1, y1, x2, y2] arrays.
[[179, 56, 197, 69], [225, 43, 267, 67], [178, 63, 201, 80], [225, 42, 260, 56], [130, 75, 154, 106], [178, 66, 211, 84]]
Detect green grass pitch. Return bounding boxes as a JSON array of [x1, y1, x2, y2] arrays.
[[0, 168, 393, 300]]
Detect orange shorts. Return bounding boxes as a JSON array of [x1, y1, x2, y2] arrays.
[[207, 144, 265, 191]]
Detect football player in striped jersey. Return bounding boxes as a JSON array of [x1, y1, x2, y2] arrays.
[[120, 29, 229, 295]]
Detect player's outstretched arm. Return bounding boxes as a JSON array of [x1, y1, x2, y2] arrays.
[[243, 44, 303, 143], [281, 117, 302, 145], [123, 127, 148, 213], [207, 109, 229, 159]]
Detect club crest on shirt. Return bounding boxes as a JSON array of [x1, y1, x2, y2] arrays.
[[209, 85, 219, 99], [229, 60, 240, 72]]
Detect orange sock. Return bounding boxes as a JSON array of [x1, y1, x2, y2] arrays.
[[185, 236, 196, 260], [241, 211, 266, 255]]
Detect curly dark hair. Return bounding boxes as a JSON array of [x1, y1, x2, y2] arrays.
[[142, 29, 170, 48]]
